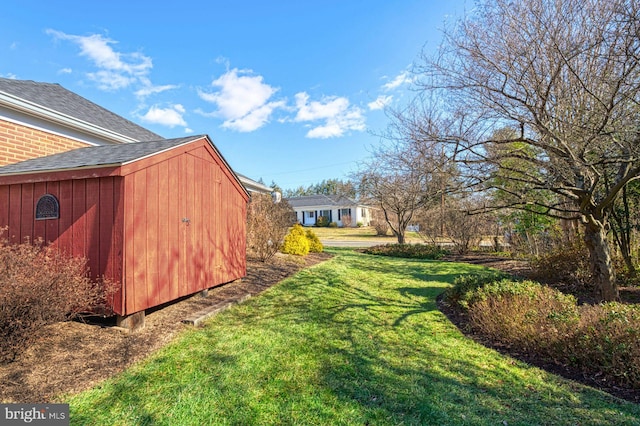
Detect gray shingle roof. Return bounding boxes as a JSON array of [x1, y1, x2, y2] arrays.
[[0, 78, 162, 142], [285, 194, 360, 208], [0, 136, 205, 175]]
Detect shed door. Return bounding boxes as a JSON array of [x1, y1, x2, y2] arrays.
[[178, 154, 216, 297]]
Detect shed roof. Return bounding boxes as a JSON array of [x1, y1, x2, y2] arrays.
[[0, 136, 204, 176], [0, 78, 162, 142]]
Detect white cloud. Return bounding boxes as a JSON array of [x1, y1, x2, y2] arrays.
[[198, 68, 283, 132], [46, 29, 171, 95], [140, 104, 187, 128], [383, 70, 413, 91], [134, 81, 179, 98], [86, 70, 135, 90], [368, 95, 393, 111], [294, 92, 365, 139], [58, 67, 73, 74]]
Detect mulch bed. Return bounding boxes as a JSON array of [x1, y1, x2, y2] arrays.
[[0, 252, 332, 403]]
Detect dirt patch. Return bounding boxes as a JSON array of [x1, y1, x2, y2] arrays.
[[0, 252, 332, 403], [440, 252, 640, 404]]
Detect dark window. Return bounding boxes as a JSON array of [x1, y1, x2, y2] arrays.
[[35, 194, 59, 220]]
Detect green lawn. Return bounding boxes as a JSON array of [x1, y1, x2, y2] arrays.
[[67, 249, 640, 425]]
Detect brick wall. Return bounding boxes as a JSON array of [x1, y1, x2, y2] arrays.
[[0, 119, 90, 166]]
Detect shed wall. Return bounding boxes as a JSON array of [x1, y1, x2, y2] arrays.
[[122, 142, 247, 314], [0, 138, 248, 317], [0, 177, 125, 312]]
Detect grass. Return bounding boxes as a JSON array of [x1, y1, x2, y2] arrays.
[[66, 249, 640, 425]]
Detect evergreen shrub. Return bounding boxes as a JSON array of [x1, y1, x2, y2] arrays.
[[305, 229, 324, 253], [281, 224, 310, 256]]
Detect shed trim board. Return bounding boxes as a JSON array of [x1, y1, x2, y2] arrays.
[[0, 135, 249, 316]]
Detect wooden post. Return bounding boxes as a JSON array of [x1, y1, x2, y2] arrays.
[[116, 311, 145, 331]]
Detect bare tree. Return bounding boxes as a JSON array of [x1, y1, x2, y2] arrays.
[[354, 101, 458, 244], [409, 0, 640, 301], [355, 129, 451, 244]]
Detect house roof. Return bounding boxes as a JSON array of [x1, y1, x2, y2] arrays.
[[0, 136, 206, 175], [235, 173, 273, 194], [285, 194, 364, 208], [0, 78, 162, 143]]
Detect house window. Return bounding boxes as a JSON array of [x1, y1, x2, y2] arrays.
[[306, 211, 315, 218], [361, 208, 367, 218], [35, 194, 59, 220], [319, 210, 331, 218]]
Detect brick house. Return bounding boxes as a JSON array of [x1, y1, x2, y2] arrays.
[[0, 77, 270, 193]]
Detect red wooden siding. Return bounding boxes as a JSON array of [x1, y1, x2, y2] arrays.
[[0, 136, 248, 317], [0, 177, 125, 312], [121, 140, 247, 314]]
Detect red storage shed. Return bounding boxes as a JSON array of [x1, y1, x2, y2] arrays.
[[0, 135, 249, 327]]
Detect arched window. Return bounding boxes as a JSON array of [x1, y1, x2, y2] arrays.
[[35, 194, 59, 220]]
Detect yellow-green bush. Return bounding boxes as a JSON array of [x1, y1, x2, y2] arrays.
[[281, 224, 310, 256], [305, 229, 323, 253]]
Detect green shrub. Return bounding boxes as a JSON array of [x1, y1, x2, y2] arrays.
[[315, 216, 330, 227], [281, 224, 310, 256], [444, 270, 510, 310], [305, 229, 324, 253], [568, 303, 640, 388], [328, 222, 338, 228], [466, 279, 579, 353], [447, 271, 640, 389], [363, 243, 448, 260]]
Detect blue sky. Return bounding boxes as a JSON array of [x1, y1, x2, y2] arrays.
[[1, 1, 466, 191]]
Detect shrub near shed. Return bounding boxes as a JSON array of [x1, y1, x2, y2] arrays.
[[0, 236, 112, 363]]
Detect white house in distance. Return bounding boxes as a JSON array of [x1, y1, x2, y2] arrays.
[[286, 195, 374, 227]]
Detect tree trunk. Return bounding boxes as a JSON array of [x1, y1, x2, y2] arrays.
[[583, 218, 619, 302]]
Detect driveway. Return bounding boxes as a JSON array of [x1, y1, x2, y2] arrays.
[[320, 239, 382, 248]]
